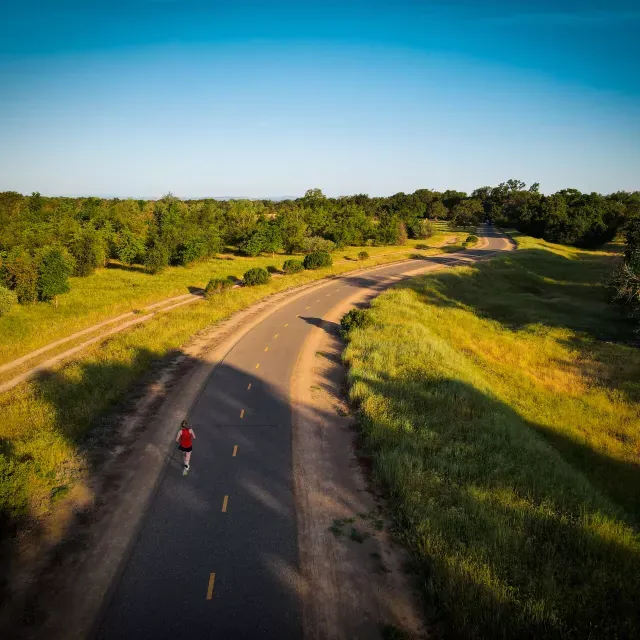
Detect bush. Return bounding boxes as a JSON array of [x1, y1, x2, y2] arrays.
[[303, 251, 333, 270], [301, 236, 336, 254], [0, 285, 17, 316], [37, 247, 73, 302], [243, 267, 270, 286], [340, 308, 369, 340], [282, 259, 304, 274], [205, 278, 233, 298], [466, 234, 479, 244], [357, 251, 369, 261], [144, 242, 170, 274]]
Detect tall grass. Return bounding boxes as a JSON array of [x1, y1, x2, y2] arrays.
[[343, 235, 640, 638]]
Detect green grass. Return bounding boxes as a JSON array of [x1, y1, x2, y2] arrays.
[[0, 231, 463, 545], [343, 234, 640, 638], [0, 229, 454, 367]]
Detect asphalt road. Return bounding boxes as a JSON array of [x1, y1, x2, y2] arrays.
[[98, 226, 509, 640]]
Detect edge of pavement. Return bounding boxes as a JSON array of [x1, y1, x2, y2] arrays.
[[3, 227, 509, 640]]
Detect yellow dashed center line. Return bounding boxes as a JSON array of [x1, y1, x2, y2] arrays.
[[206, 573, 216, 600], [232, 445, 238, 457], [255, 363, 260, 369], [222, 495, 229, 513], [305, 306, 310, 310], [273, 333, 278, 339], [240, 409, 245, 419], [284, 323, 289, 327], [264, 346, 268, 352], [247, 383, 252, 391]]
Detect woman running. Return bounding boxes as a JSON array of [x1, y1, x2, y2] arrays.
[[176, 420, 196, 474]]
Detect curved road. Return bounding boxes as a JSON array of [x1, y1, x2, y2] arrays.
[[99, 226, 510, 639]]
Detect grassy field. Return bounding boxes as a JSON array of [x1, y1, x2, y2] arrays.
[[0, 227, 463, 552], [343, 233, 640, 638], [0, 224, 456, 366]]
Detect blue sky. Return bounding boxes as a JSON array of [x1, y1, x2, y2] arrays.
[[1, 0, 638, 197]]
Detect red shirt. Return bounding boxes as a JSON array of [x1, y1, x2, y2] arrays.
[[179, 428, 192, 448]]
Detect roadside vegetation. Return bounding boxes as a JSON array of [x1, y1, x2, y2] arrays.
[[343, 234, 640, 638]]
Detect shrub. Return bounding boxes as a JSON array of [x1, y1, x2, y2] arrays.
[[144, 242, 170, 274], [205, 278, 233, 298], [282, 259, 304, 274], [301, 236, 336, 254], [303, 251, 333, 270], [37, 247, 73, 302], [466, 234, 479, 243], [0, 285, 17, 316], [243, 267, 270, 286], [340, 308, 369, 340], [3, 247, 38, 304], [357, 251, 369, 261]]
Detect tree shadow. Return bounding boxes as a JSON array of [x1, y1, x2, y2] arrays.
[[405, 247, 633, 342], [187, 285, 205, 296], [105, 262, 148, 274], [298, 316, 340, 337], [348, 369, 640, 638]]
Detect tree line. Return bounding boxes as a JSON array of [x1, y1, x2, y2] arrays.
[[0, 182, 638, 312]]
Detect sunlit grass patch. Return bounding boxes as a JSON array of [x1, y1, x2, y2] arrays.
[[344, 236, 640, 638]]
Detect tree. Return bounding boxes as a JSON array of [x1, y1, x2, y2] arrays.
[[429, 201, 449, 220], [37, 247, 72, 303], [69, 226, 106, 276], [262, 222, 283, 256], [3, 247, 38, 303], [277, 210, 308, 253], [116, 229, 145, 265], [239, 233, 265, 257], [144, 241, 169, 274], [451, 199, 484, 227]]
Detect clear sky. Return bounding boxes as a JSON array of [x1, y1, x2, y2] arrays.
[[1, 0, 639, 198]]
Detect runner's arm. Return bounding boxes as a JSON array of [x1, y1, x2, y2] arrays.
[[189, 428, 196, 439]]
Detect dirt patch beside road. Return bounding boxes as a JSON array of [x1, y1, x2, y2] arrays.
[[292, 289, 428, 639]]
